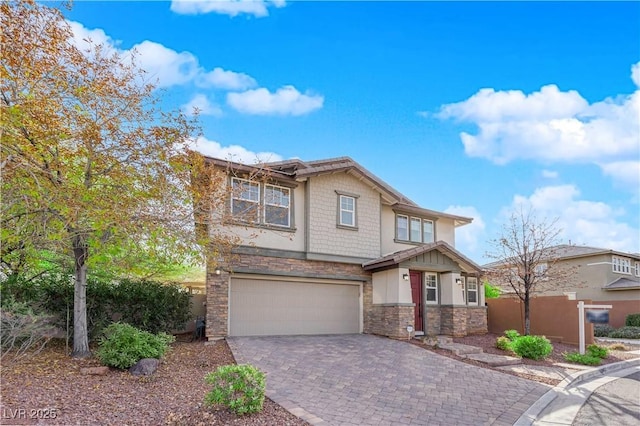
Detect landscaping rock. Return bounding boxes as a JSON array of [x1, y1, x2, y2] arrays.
[[80, 366, 109, 376], [129, 358, 159, 376]]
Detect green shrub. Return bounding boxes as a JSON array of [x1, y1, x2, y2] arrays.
[[609, 326, 640, 339], [594, 324, 615, 337], [511, 335, 553, 360], [496, 336, 513, 351], [3, 275, 191, 340], [484, 281, 501, 299], [205, 364, 266, 415], [96, 322, 174, 369], [564, 352, 602, 366], [625, 314, 640, 327], [587, 344, 609, 359], [504, 329, 520, 341]]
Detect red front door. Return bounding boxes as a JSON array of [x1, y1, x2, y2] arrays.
[[410, 271, 423, 332]]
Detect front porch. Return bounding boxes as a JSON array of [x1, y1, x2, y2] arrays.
[[363, 241, 488, 338]]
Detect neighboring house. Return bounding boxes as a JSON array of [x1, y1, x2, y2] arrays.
[[201, 156, 486, 340], [484, 244, 640, 328]]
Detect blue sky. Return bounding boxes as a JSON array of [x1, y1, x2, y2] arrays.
[[63, 1, 640, 263]]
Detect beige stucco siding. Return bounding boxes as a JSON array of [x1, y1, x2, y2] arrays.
[[372, 268, 412, 304], [380, 205, 456, 255], [307, 173, 381, 259]]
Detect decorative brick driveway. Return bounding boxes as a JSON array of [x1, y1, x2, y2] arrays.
[[228, 334, 549, 425]]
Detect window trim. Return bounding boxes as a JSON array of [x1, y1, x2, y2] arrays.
[[231, 177, 260, 223], [612, 255, 631, 275], [396, 214, 409, 240], [395, 214, 436, 244], [335, 191, 359, 229], [635, 262, 640, 277], [424, 272, 438, 305], [466, 277, 478, 305], [264, 184, 291, 228]]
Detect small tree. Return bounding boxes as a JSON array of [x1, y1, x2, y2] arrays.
[[485, 208, 575, 335]]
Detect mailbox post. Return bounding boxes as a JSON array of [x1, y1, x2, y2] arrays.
[[577, 301, 612, 354]]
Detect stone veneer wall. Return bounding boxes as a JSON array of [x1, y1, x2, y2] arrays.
[[425, 306, 441, 335], [439, 306, 468, 337], [466, 306, 488, 334], [368, 304, 415, 339], [205, 253, 371, 340]]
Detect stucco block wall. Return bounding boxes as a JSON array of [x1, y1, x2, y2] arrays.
[[307, 174, 381, 259]]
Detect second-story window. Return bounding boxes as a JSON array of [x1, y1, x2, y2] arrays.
[[396, 214, 435, 244], [231, 178, 260, 222], [612, 256, 631, 274], [635, 262, 640, 277], [265, 184, 290, 227], [339, 195, 356, 227]]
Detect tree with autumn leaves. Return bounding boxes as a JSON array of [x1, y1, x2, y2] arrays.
[[1, 1, 229, 357]]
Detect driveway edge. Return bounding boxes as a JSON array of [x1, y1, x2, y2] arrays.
[[513, 357, 640, 426]]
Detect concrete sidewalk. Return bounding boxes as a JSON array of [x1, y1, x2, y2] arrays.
[[514, 355, 640, 426]]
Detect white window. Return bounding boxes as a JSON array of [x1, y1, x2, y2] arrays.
[[425, 273, 438, 304], [264, 185, 290, 227], [410, 217, 422, 242], [534, 263, 548, 278], [339, 195, 356, 227], [635, 262, 640, 277], [396, 215, 408, 240], [231, 178, 260, 222], [467, 277, 478, 305], [396, 215, 435, 243], [423, 220, 434, 243], [612, 256, 631, 274]]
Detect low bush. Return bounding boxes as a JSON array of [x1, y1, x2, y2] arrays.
[[625, 313, 640, 327], [205, 364, 266, 415], [608, 326, 640, 339], [510, 335, 553, 360], [606, 343, 628, 351], [496, 336, 513, 351], [504, 329, 520, 341], [564, 352, 602, 366], [587, 344, 608, 359], [96, 322, 174, 369], [594, 324, 615, 337]]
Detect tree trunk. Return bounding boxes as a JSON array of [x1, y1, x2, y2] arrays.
[[71, 233, 91, 358], [523, 292, 531, 336]]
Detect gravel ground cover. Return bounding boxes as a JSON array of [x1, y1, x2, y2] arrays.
[[0, 339, 306, 426]]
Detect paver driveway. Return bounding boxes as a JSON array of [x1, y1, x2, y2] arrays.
[[228, 334, 549, 425]]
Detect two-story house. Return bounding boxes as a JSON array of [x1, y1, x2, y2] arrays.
[[202, 156, 486, 340], [484, 244, 640, 328]]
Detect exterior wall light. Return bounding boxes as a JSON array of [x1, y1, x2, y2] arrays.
[[455, 278, 463, 286], [402, 273, 409, 281], [214, 266, 223, 275]]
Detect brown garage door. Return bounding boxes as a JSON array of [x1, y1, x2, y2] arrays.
[[229, 277, 360, 336]]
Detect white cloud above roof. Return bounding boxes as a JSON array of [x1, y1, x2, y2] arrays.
[[170, 0, 286, 17], [227, 85, 324, 116], [437, 62, 640, 191], [505, 184, 639, 254], [181, 94, 223, 117], [196, 67, 257, 90], [541, 169, 559, 179], [192, 136, 283, 164]]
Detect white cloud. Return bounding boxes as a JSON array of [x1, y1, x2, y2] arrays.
[[181, 94, 223, 117], [600, 161, 640, 188], [132, 41, 200, 87], [541, 169, 559, 179], [197, 67, 257, 90], [506, 185, 639, 254], [436, 62, 640, 190], [445, 205, 485, 254], [170, 0, 286, 17], [68, 21, 116, 52], [192, 136, 283, 164], [227, 85, 324, 116]]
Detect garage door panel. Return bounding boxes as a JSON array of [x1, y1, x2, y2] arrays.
[[230, 278, 359, 336]]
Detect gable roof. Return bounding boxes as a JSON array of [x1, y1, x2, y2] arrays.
[[205, 155, 473, 227], [603, 277, 640, 291], [363, 240, 483, 274], [483, 244, 640, 268]]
